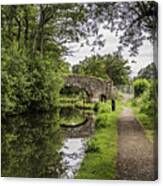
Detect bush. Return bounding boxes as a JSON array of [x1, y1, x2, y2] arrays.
[[132, 80, 157, 133], [95, 102, 111, 113], [1, 45, 31, 116], [1, 43, 64, 116], [131, 99, 137, 107], [95, 113, 111, 129], [133, 79, 150, 97], [28, 57, 63, 112], [140, 81, 157, 121], [86, 139, 100, 153]]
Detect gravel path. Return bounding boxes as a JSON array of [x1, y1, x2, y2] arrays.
[[117, 108, 157, 180]]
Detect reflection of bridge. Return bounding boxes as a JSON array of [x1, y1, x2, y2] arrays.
[[64, 75, 113, 103], [61, 115, 95, 138]]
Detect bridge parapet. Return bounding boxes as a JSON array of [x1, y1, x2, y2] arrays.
[[64, 75, 114, 103]]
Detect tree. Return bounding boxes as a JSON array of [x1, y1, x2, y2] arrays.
[[1, 4, 88, 58], [79, 2, 158, 56], [133, 79, 150, 97], [1, 4, 78, 115], [137, 62, 157, 80], [2, 2, 158, 57], [72, 54, 131, 85]]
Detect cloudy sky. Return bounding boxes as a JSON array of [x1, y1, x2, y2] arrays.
[[65, 27, 153, 78]]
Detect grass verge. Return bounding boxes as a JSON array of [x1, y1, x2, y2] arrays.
[[75, 101, 122, 180], [126, 99, 154, 143]]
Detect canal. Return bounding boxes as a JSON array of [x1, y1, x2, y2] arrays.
[[1, 107, 95, 178]]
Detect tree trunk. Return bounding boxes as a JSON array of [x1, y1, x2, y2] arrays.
[[24, 8, 29, 48], [15, 17, 21, 49]]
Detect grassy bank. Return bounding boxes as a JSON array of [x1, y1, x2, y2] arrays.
[[76, 101, 122, 180], [126, 100, 154, 143]]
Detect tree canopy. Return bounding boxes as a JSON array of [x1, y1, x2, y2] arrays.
[[2, 2, 158, 57], [72, 54, 131, 85], [77, 1, 158, 56], [1, 4, 88, 58], [137, 62, 157, 80]]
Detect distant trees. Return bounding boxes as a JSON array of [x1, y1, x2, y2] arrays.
[[137, 63, 157, 80], [72, 54, 131, 85]]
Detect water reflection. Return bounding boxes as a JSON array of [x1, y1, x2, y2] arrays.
[[59, 138, 87, 179], [1, 111, 64, 178], [1, 107, 95, 178], [61, 115, 95, 138], [60, 107, 86, 126], [59, 107, 95, 179]]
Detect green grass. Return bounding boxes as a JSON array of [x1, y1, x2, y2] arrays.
[[126, 99, 154, 143], [135, 112, 154, 143], [76, 101, 122, 180]]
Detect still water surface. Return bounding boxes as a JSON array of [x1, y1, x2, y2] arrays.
[[2, 107, 95, 178]]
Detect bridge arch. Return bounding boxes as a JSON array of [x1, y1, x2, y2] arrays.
[[63, 75, 112, 103], [60, 84, 90, 101]]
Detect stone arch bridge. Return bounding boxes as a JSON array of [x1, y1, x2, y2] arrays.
[[64, 75, 113, 103]]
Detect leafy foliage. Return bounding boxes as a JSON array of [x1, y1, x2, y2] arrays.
[[137, 63, 157, 80], [139, 81, 157, 122], [79, 2, 158, 56], [1, 5, 73, 116], [1, 112, 64, 177], [72, 54, 131, 85], [1, 42, 67, 116], [2, 2, 158, 57], [133, 79, 150, 97], [2, 44, 31, 115], [131, 79, 157, 141], [86, 139, 100, 153]]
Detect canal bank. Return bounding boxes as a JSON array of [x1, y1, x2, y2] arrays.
[[2, 101, 121, 179], [75, 101, 122, 179]]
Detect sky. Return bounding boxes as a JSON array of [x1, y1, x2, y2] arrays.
[[65, 27, 153, 78]]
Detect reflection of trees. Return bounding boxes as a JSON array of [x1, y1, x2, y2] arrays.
[[60, 86, 87, 99], [1, 111, 64, 177], [60, 107, 85, 125]]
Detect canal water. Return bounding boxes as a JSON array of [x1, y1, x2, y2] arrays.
[[1, 107, 95, 178]]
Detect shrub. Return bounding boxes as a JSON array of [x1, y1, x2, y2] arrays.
[[95, 113, 111, 129], [86, 139, 100, 153], [95, 102, 111, 113], [133, 79, 150, 97], [1, 45, 31, 116], [133, 80, 157, 132], [140, 81, 157, 121], [28, 57, 63, 112], [1, 43, 64, 116]]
